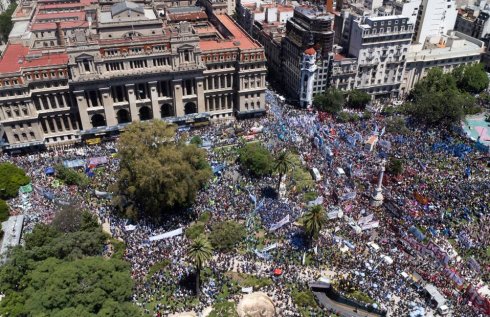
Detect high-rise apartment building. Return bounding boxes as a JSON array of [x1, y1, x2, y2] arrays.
[[413, 0, 458, 43], [282, 6, 334, 107], [347, 15, 413, 98]]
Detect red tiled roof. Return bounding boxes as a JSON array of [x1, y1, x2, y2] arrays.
[[31, 20, 89, 30], [38, 2, 86, 9], [36, 11, 85, 21], [334, 53, 345, 61], [0, 44, 68, 74], [199, 14, 260, 51], [304, 47, 316, 55], [168, 12, 207, 22]]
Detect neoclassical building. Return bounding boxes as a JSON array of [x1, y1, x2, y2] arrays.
[[0, 0, 266, 150]]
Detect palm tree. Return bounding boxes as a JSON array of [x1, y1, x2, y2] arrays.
[[303, 205, 327, 248], [273, 151, 293, 193], [187, 236, 213, 296]]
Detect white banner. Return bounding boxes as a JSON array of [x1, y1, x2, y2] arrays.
[[361, 221, 379, 231], [149, 227, 183, 241], [269, 215, 290, 232], [125, 224, 137, 231], [262, 243, 278, 253], [358, 214, 374, 225], [242, 287, 253, 293]]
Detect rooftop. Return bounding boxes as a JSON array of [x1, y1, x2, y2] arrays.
[[295, 6, 332, 20], [199, 14, 260, 51], [0, 44, 68, 74]]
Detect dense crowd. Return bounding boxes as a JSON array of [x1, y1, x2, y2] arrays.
[[1, 88, 489, 316]]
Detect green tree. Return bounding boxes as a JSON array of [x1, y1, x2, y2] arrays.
[[302, 205, 326, 247], [190, 135, 203, 146], [0, 219, 139, 317], [188, 236, 213, 296], [347, 89, 371, 109], [54, 164, 90, 187], [273, 151, 293, 192], [406, 68, 475, 126], [453, 63, 490, 94], [0, 3, 17, 42], [387, 158, 404, 176], [113, 121, 212, 219], [209, 220, 246, 252], [0, 199, 9, 222], [238, 142, 273, 177], [0, 163, 30, 200], [313, 88, 345, 114], [0, 257, 138, 316]]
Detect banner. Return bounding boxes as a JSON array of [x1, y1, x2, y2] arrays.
[[63, 159, 86, 168], [242, 287, 253, 293], [88, 157, 108, 166], [358, 214, 374, 225], [19, 183, 33, 194], [442, 267, 465, 290], [262, 243, 278, 253], [465, 285, 490, 315], [467, 257, 481, 273], [269, 215, 290, 232], [307, 196, 323, 207], [125, 224, 136, 231], [95, 190, 110, 198], [149, 228, 183, 241], [340, 191, 356, 201], [401, 237, 450, 265], [361, 221, 379, 231]]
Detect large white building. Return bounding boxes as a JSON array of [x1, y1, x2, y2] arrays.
[[393, 0, 421, 25], [413, 0, 458, 43], [402, 31, 485, 93], [347, 15, 414, 98]]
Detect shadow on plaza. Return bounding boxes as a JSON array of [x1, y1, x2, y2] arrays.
[[309, 282, 386, 317]]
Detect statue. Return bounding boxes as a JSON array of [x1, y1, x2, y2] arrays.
[[370, 159, 386, 207]]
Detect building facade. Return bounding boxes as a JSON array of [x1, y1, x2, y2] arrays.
[[402, 31, 485, 93], [281, 6, 334, 106], [413, 0, 458, 43], [0, 0, 266, 150], [347, 15, 413, 98]]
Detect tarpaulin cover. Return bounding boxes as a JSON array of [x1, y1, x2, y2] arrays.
[[19, 183, 33, 194], [44, 167, 55, 175], [63, 159, 86, 168], [88, 157, 108, 166]]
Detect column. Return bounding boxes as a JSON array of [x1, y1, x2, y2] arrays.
[[172, 79, 184, 117], [196, 77, 205, 113], [52, 93, 60, 108], [61, 94, 68, 108], [59, 114, 67, 132], [74, 90, 91, 130], [44, 95, 52, 109], [100, 87, 117, 126], [148, 81, 160, 119], [125, 84, 139, 122]]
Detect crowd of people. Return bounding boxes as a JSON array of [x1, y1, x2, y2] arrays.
[[1, 88, 489, 316]]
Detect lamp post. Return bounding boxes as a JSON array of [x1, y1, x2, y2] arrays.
[[370, 159, 386, 207]]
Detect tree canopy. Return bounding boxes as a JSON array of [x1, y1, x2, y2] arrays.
[[0, 199, 9, 222], [347, 89, 371, 110], [0, 214, 139, 317], [313, 88, 345, 114], [302, 205, 326, 245], [113, 120, 212, 219], [453, 63, 489, 94], [0, 163, 30, 200], [405, 68, 476, 126], [0, 3, 17, 43], [55, 164, 90, 188], [238, 142, 273, 177], [209, 220, 246, 252]]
